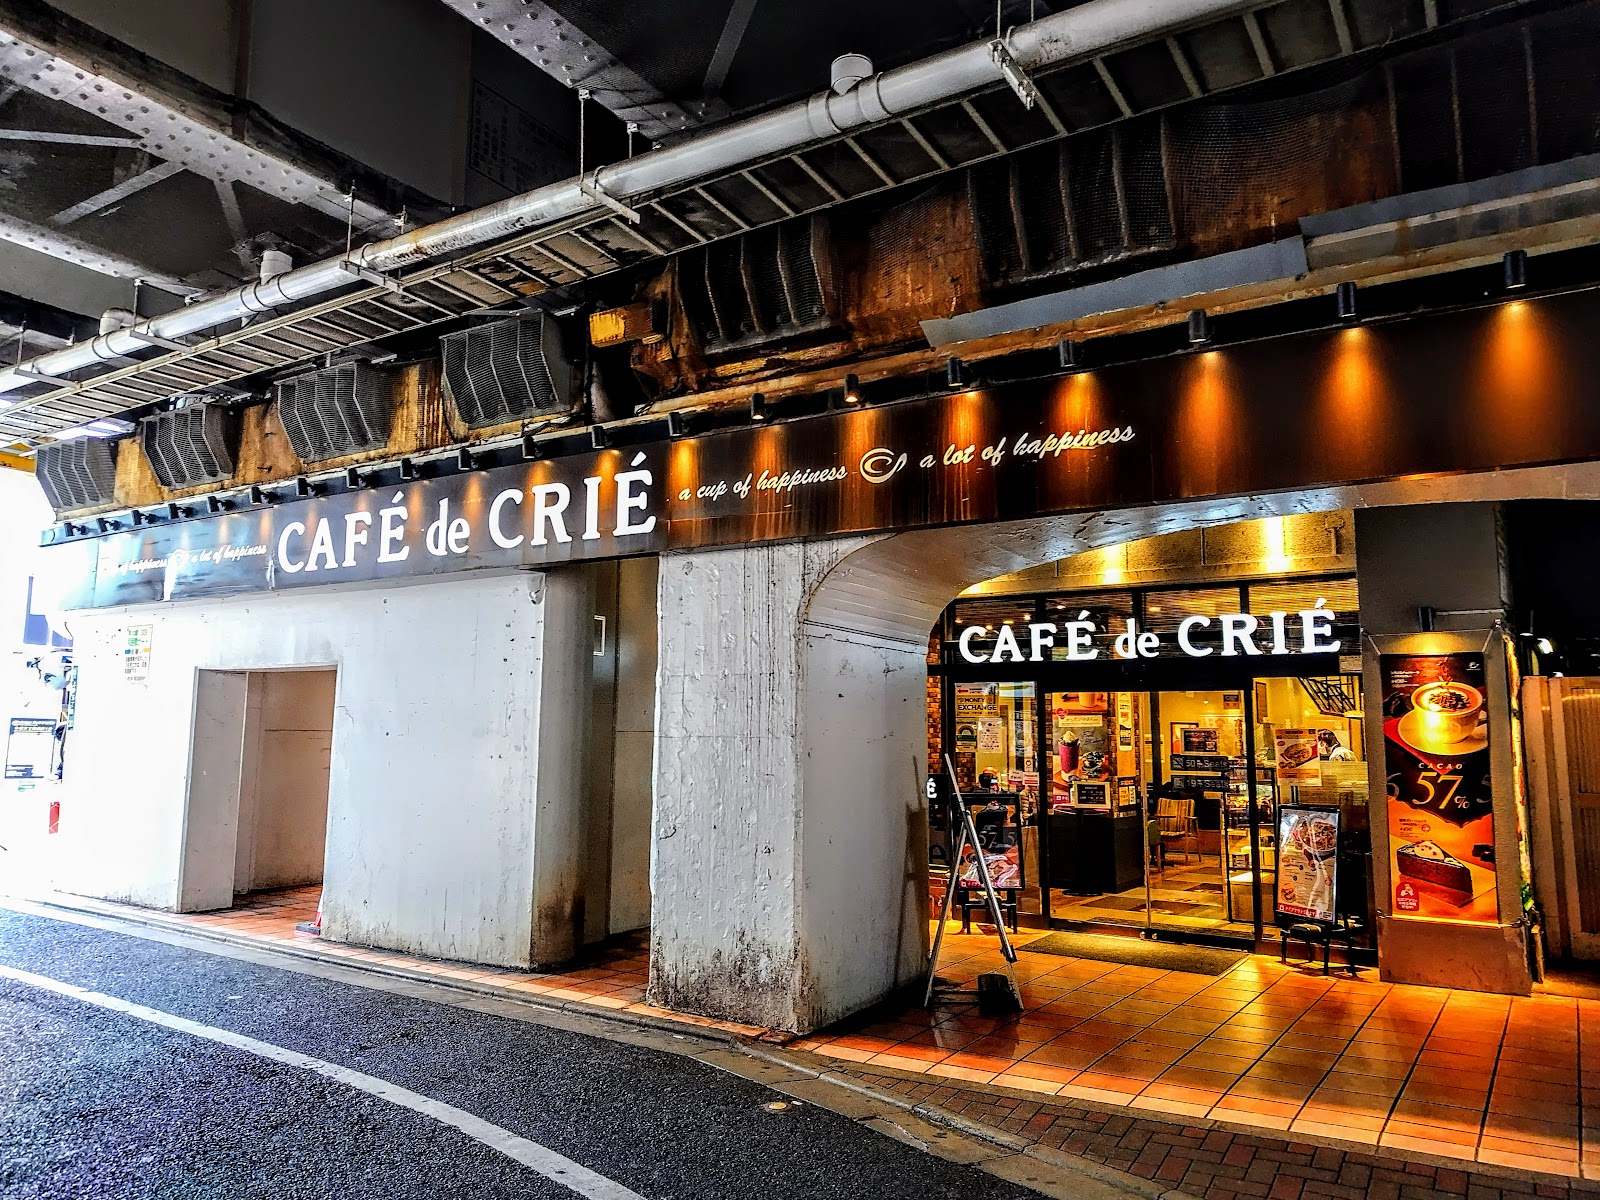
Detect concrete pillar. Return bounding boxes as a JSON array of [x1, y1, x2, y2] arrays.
[[1354, 502, 1533, 994], [649, 539, 929, 1033]]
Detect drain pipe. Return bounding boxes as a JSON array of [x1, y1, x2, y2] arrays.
[[0, 0, 1252, 405]]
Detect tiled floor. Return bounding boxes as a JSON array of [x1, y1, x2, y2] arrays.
[[157, 886, 764, 1039], [794, 923, 1600, 1180]]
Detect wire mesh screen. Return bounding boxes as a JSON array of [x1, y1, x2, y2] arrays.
[[35, 436, 118, 514], [439, 314, 577, 430], [140, 404, 238, 490], [276, 364, 394, 465]]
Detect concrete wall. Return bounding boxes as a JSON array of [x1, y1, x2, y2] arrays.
[[235, 669, 336, 893], [53, 569, 594, 967]]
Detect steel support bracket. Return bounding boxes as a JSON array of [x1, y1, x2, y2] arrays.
[[338, 260, 404, 294], [991, 38, 1040, 111], [580, 176, 642, 224], [125, 329, 190, 352]]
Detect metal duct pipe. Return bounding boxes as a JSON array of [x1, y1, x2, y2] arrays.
[[0, 0, 1250, 403]]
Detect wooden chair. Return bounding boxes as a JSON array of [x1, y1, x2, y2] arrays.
[[1155, 798, 1199, 866]]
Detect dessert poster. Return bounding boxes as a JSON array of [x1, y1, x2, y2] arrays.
[[1379, 653, 1497, 924]]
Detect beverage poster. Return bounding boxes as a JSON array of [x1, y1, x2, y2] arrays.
[[1380, 653, 1496, 923], [1276, 806, 1341, 923]]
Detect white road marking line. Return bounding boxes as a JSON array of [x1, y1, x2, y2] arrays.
[[0, 962, 646, 1200]]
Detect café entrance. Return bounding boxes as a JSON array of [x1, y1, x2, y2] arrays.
[[931, 575, 1370, 947]]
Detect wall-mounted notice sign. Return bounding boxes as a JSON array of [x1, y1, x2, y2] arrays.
[[1274, 729, 1322, 785], [5, 716, 56, 780], [1380, 653, 1496, 923], [123, 624, 152, 683]]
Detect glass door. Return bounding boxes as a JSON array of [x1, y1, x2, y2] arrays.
[[1041, 690, 1152, 930], [1151, 689, 1253, 937]]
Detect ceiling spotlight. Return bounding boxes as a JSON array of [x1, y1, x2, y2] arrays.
[[456, 446, 474, 471], [346, 466, 365, 489], [1057, 338, 1078, 371], [842, 373, 861, 404], [1336, 281, 1358, 323], [399, 458, 417, 481], [590, 424, 610, 450], [1186, 310, 1211, 346], [521, 431, 542, 460], [749, 392, 768, 422], [666, 411, 689, 439], [207, 494, 225, 514], [249, 485, 268, 505], [1503, 248, 1527, 291], [295, 475, 312, 498], [945, 357, 969, 388]]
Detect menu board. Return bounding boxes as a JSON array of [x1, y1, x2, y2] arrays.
[[1276, 806, 1341, 923], [1181, 727, 1220, 753], [1379, 653, 1496, 924], [1274, 729, 1322, 785]]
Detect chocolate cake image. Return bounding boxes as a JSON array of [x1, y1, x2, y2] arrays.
[[1396, 840, 1473, 898]]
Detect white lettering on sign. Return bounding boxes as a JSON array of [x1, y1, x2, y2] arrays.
[[956, 600, 1343, 664], [264, 462, 661, 580]]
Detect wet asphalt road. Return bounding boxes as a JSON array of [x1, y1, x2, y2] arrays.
[[0, 907, 1052, 1200]]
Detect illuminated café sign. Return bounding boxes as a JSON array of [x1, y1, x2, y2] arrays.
[[956, 602, 1341, 664], [45, 286, 1600, 611]]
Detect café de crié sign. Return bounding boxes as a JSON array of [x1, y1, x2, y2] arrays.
[[955, 602, 1342, 663]]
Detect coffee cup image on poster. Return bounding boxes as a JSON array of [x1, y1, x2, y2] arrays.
[[1379, 653, 1496, 923]]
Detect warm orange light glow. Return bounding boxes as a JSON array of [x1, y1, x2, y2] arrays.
[[1477, 298, 1557, 460]]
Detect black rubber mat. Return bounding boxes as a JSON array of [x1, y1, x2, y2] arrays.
[[1024, 930, 1248, 975]]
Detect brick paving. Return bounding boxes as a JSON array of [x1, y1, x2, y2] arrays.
[[829, 1063, 1600, 1200], [793, 926, 1600, 1180]]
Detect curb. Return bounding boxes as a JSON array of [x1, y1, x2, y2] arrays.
[[2, 892, 740, 1050], [737, 1042, 1200, 1200]]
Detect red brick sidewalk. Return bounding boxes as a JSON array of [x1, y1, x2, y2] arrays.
[[827, 1062, 1599, 1200]]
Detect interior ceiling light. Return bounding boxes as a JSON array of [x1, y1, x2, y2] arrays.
[[1187, 310, 1211, 346], [1504, 248, 1528, 290], [1336, 281, 1358, 323]]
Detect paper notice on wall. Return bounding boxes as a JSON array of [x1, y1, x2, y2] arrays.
[[123, 624, 153, 684], [5, 716, 55, 780], [977, 717, 1005, 753], [1274, 729, 1322, 785]]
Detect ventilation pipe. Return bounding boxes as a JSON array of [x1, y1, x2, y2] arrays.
[[259, 248, 292, 283], [98, 308, 135, 336], [0, 0, 1253, 403], [831, 53, 873, 94]]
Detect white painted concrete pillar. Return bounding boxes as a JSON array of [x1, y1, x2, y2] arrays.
[[649, 539, 929, 1033]]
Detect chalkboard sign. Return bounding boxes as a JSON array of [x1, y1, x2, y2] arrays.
[[1074, 781, 1110, 808]]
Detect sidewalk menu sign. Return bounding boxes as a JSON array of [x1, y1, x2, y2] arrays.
[[1275, 805, 1341, 924]]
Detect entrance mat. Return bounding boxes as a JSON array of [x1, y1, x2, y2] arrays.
[[1025, 930, 1249, 976]]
